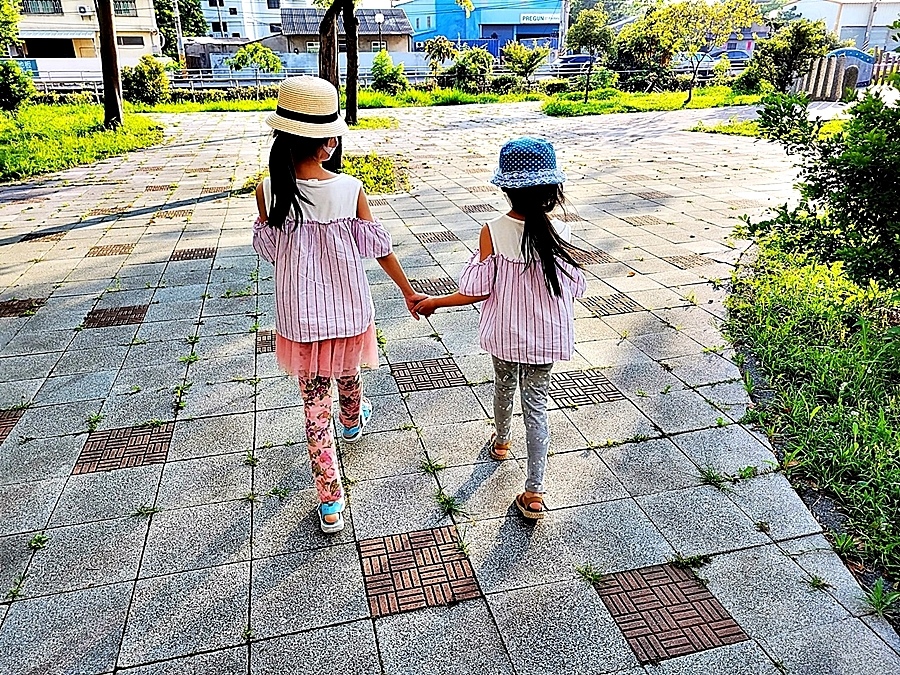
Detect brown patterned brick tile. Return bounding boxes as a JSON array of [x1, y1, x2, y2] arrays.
[[256, 330, 276, 354], [20, 231, 66, 243], [369, 198, 389, 207], [664, 254, 712, 270], [390, 357, 468, 393], [411, 278, 458, 296], [170, 247, 216, 261], [557, 212, 587, 223], [82, 304, 149, 329], [548, 369, 625, 407], [468, 185, 494, 193], [0, 298, 46, 318], [624, 215, 667, 227], [86, 244, 135, 257], [156, 209, 194, 219], [568, 248, 616, 265], [201, 186, 230, 195], [579, 294, 644, 317], [145, 184, 175, 192], [634, 191, 672, 201], [460, 204, 497, 214], [0, 409, 24, 446], [73, 422, 174, 474], [416, 231, 459, 244]]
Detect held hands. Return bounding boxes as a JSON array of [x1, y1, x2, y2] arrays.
[[413, 296, 440, 318], [404, 292, 429, 320]]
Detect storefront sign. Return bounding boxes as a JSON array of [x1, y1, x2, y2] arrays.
[[520, 13, 561, 24]]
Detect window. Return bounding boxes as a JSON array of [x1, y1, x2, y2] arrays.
[[270, 23, 282, 33], [427, 16, 431, 28], [416, 18, 420, 29], [114, 0, 137, 16], [307, 41, 320, 53], [211, 21, 228, 33], [372, 41, 386, 52], [267, 0, 280, 8], [116, 35, 145, 46], [726, 41, 737, 50], [232, 32, 240, 37], [21, 0, 62, 14], [228, 7, 236, 14]]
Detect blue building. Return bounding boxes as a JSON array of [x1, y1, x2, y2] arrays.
[[398, 0, 563, 52]]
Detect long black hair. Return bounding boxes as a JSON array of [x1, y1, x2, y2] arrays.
[[266, 130, 334, 231], [504, 183, 581, 297]]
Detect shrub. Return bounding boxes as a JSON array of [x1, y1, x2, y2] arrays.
[[539, 78, 569, 95], [0, 61, 36, 112], [444, 46, 494, 93], [122, 55, 170, 105], [732, 65, 764, 94], [370, 50, 408, 95], [754, 92, 900, 282], [500, 40, 549, 84], [712, 57, 734, 87], [567, 67, 618, 93], [750, 19, 840, 93], [489, 74, 525, 95]]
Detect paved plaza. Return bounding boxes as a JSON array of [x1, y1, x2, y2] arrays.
[[1, 102, 898, 674]]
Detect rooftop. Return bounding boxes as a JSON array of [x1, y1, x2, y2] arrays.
[[280, 8, 414, 36]]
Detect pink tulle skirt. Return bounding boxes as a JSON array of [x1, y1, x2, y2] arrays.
[[275, 323, 380, 379]]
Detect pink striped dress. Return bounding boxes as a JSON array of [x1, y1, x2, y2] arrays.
[[459, 214, 586, 365], [252, 174, 390, 378]]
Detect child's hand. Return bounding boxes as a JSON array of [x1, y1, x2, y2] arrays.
[[413, 297, 440, 317], [404, 292, 428, 320]]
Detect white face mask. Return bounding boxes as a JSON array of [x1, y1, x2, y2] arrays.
[[321, 140, 337, 161]]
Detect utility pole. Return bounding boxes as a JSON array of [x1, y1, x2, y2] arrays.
[[172, 0, 185, 63], [95, 0, 123, 128], [559, 0, 570, 55]]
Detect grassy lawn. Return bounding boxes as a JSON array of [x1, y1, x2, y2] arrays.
[[727, 241, 900, 579], [0, 104, 163, 182], [691, 117, 846, 138], [542, 86, 761, 117], [239, 152, 408, 196]]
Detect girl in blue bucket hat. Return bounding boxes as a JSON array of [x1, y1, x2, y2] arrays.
[[415, 137, 586, 520]]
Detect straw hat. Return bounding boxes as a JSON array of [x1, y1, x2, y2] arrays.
[[265, 76, 349, 138]]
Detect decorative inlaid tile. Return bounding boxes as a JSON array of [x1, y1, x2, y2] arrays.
[[634, 191, 672, 200], [548, 369, 625, 407], [82, 305, 149, 329], [170, 247, 216, 261], [557, 213, 587, 223], [579, 294, 644, 317], [73, 422, 174, 474], [187, 167, 212, 172], [569, 248, 616, 265], [619, 174, 653, 181], [467, 185, 494, 193], [0, 298, 46, 318], [726, 199, 766, 208], [85, 208, 124, 217], [20, 230, 66, 243], [369, 198, 389, 207], [390, 357, 468, 393], [595, 563, 748, 664], [156, 209, 194, 219], [461, 204, 497, 214], [0, 409, 24, 446], [416, 231, 459, 244], [256, 330, 276, 354], [411, 278, 458, 296], [87, 244, 135, 257], [359, 525, 482, 618], [201, 186, 230, 195], [624, 215, 666, 227], [142, 166, 167, 172], [145, 184, 175, 192], [464, 168, 489, 175], [664, 254, 712, 270]]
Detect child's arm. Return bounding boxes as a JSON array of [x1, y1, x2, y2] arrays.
[[414, 225, 493, 317], [253, 182, 277, 264], [357, 189, 427, 318]]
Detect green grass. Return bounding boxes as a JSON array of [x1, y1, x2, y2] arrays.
[[691, 117, 845, 138], [726, 241, 900, 578], [0, 104, 164, 182], [240, 152, 407, 195], [542, 86, 761, 117]]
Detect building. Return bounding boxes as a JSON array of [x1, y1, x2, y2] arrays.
[[199, 0, 311, 41], [397, 0, 563, 49], [12, 0, 160, 58], [783, 0, 900, 50], [274, 7, 413, 53]]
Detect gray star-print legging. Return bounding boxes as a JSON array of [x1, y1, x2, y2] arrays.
[[492, 357, 554, 494]]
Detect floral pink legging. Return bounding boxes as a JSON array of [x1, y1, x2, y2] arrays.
[[300, 373, 362, 504]]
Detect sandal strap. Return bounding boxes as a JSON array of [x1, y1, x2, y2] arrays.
[[320, 501, 343, 516], [518, 493, 544, 511]]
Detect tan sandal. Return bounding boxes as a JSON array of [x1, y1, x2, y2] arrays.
[[486, 434, 511, 461], [515, 492, 545, 520]]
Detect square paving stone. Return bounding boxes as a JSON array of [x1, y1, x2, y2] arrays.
[[376, 599, 515, 675], [253, 442, 314, 495], [663, 352, 739, 387], [51, 345, 129, 376], [418, 419, 501, 466], [405, 386, 486, 425], [438, 460, 528, 519], [255, 406, 309, 448], [0, 434, 80, 487], [119, 646, 247, 674], [82, 304, 149, 328], [537, 448, 629, 507], [596, 563, 748, 665], [252, 488, 355, 557], [564, 399, 657, 446], [467, 499, 673, 594], [0, 477, 65, 536], [647, 640, 782, 675], [727, 473, 821, 542], [180, 380, 255, 417], [141, 500, 251, 577], [390, 357, 468, 393], [359, 524, 482, 618], [490, 580, 641, 675], [638, 389, 725, 434], [156, 452, 251, 509], [251, 545, 368, 639], [0, 352, 60, 382], [168, 412, 253, 460], [342, 428, 422, 480], [119, 562, 250, 667], [50, 464, 162, 526], [0, 582, 131, 675], [251, 620, 380, 675], [349, 472, 449, 540], [761, 617, 900, 675], [671, 425, 777, 476], [0, 533, 32, 595], [73, 422, 174, 474], [598, 438, 699, 497], [27, 516, 147, 596], [33, 370, 117, 406], [549, 368, 626, 407]]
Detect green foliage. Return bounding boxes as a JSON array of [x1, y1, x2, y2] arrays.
[[225, 44, 283, 73], [0, 104, 163, 181], [0, 0, 20, 53], [864, 578, 900, 617], [571, 0, 638, 24], [370, 50, 408, 95], [444, 47, 494, 93], [725, 242, 900, 577], [610, 5, 677, 92], [747, 19, 839, 93], [154, 0, 208, 60], [501, 40, 550, 83], [566, 8, 617, 102], [540, 78, 570, 95], [712, 57, 733, 86], [755, 92, 900, 283], [341, 153, 409, 194], [568, 67, 619, 93], [489, 74, 526, 94], [0, 61, 36, 112], [423, 36, 458, 78], [122, 56, 171, 106], [543, 86, 759, 116]]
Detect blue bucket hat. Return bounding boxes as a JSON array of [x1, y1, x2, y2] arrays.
[[490, 137, 566, 189]]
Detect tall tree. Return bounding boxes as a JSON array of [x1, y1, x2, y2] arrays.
[[571, 0, 640, 25], [751, 19, 840, 92], [97, 0, 123, 128], [0, 0, 19, 56], [423, 36, 458, 89], [155, 0, 208, 60], [225, 43, 282, 93], [501, 40, 550, 85], [566, 8, 616, 102], [342, 0, 358, 125]]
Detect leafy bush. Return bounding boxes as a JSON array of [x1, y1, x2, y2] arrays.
[[444, 47, 494, 93], [500, 40, 549, 83], [122, 55, 170, 105], [370, 50, 408, 95], [753, 92, 900, 283], [712, 57, 734, 87], [543, 86, 760, 117], [539, 78, 569, 95], [567, 67, 619, 93], [732, 65, 764, 94], [749, 19, 840, 93], [0, 60, 36, 112], [342, 152, 409, 193], [489, 74, 525, 95], [224, 43, 282, 73]]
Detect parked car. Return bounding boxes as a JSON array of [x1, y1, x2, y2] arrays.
[[551, 54, 597, 77], [708, 49, 752, 69], [672, 53, 717, 75]]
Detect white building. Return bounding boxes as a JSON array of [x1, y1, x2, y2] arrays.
[[783, 0, 900, 50], [200, 0, 312, 41]]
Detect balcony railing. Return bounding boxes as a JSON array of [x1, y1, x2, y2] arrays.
[[22, 0, 63, 14], [114, 0, 138, 16]]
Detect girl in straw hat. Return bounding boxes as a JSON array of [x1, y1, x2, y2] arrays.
[[253, 76, 425, 534]]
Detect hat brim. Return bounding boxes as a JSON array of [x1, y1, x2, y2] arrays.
[[490, 169, 567, 189], [265, 111, 350, 139]]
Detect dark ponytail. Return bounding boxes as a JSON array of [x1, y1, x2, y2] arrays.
[[504, 184, 581, 297], [266, 130, 332, 231]]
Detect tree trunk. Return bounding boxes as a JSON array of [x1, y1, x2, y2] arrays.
[[96, 0, 123, 129], [318, 1, 341, 89], [342, 0, 358, 126], [684, 63, 699, 107], [584, 58, 593, 104]]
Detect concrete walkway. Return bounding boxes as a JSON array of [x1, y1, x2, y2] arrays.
[[0, 102, 897, 675]]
